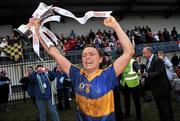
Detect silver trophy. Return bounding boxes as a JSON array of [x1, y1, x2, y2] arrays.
[[13, 2, 54, 39]]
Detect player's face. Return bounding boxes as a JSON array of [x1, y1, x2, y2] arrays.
[[82, 47, 102, 71]]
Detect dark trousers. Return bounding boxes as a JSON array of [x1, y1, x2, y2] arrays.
[[154, 95, 175, 121], [121, 84, 142, 120], [57, 88, 70, 110], [113, 86, 123, 121]]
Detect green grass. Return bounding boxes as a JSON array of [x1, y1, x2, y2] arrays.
[[0, 93, 180, 121]]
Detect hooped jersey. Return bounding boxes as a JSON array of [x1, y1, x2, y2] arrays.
[[69, 65, 117, 121]]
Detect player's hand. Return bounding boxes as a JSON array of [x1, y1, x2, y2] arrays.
[[104, 16, 118, 28], [27, 18, 40, 30]]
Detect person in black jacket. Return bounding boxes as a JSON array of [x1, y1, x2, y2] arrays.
[[20, 66, 35, 102], [100, 52, 124, 121], [171, 53, 179, 67], [0, 70, 11, 112], [141, 46, 175, 121]]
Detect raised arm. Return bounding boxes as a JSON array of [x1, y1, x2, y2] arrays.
[[28, 18, 71, 74], [104, 16, 134, 76]]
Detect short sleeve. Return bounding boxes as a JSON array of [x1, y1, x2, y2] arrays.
[[69, 65, 80, 83], [102, 65, 118, 89]]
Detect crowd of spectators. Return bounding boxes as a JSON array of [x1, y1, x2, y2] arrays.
[[0, 26, 179, 59], [0, 35, 22, 61], [126, 26, 178, 45], [54, 26, 179, 53]]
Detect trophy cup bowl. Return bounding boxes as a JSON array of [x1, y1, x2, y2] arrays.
[[13, 24, 32, 40], [13, 2, 54, 40]]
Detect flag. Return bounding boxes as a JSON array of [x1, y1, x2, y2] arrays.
[[2, 42, 24, 61]]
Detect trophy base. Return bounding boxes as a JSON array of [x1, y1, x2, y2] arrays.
[[13, 28, 29, 39]]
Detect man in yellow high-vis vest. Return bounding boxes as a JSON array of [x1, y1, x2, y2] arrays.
[[121, 58, 142, 121]]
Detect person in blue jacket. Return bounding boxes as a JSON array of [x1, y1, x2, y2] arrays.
[[54, 64, 71, 110], [29, 65, 60, 121]]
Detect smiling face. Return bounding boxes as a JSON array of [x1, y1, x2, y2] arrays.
[[82, 47, 103, 72]]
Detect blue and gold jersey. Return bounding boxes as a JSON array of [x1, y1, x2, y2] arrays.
[[69, 65, 117, 121]]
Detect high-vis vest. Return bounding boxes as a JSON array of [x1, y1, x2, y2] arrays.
[[121, 59, 140, 88]]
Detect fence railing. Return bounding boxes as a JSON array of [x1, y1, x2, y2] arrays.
[[0, 41, 179, 103]]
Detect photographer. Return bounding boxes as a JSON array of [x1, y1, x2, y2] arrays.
[[100, 52, 124, 121], [29, 65, 60, 121]]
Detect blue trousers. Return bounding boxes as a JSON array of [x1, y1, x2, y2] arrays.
[[36, 98, 60, 121]]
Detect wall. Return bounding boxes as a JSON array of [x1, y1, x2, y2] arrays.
[[0, 25, 13, 37], [50, 15, 180, 36]]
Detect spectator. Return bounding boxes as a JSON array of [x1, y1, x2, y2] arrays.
[[75, 36, 85, 50], [158, 30, 164, 42], [89, 29, 96, 40], [174, 66, 180, 78], [134, 30, 142, 45], [103, 29, 108, 37], [171, 53, 179, 67], [68, 36, 77, 50], [100, 52, 124, 121], [136, 56, 153, 102], [171, 27, 178, 41], [102, 37, 111, 53], [163, 28, 170, 42], [153, 32, 160, 42], [96, 29, 103, 38], [29, 65, 60, 121], [21, 66, 40, 121], [107, 30, 112, 39], [0, 38, 9, 61], [0, 70, 11, 113], [93, 35, 102, 48], [59, 34, 66, 44], [54, 64, 71, 110], [158, 51, 174, 82], [146, 31, 153, 43], [141, 47, 175, 121], [63, 39, 71, 52], [120, 58, 142, 121], [174, 66, 180, 101], [20, 66, 35, 102], [145, 26, 152, 32], [69, 30, 76, 38]]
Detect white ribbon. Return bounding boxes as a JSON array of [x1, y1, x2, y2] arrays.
[[32, 15, 61, 59], [30, 27, 43, 60], [31, 2, 112, 59], [52, 7, 112, 24]]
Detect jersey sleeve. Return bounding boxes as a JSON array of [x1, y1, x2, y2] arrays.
[[103, 65, 118, 89], [69, 65, 80, 84]]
